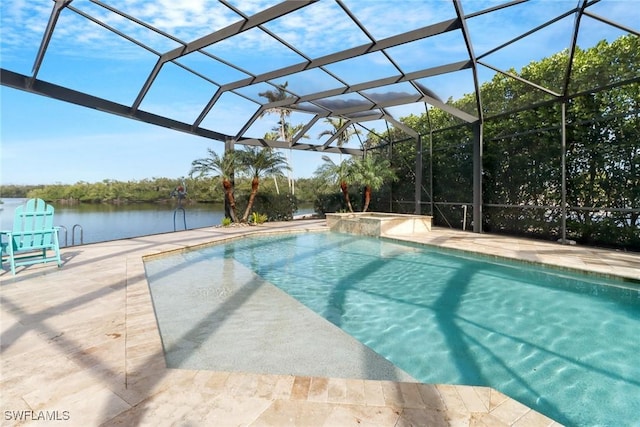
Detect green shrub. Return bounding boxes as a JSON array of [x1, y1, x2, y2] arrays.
[[250, 212, 268, 224], [241, 192, 298, 221], [314, 191, 361, 216]]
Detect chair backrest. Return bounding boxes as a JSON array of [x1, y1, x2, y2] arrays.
[[13, 198, 56, 247]]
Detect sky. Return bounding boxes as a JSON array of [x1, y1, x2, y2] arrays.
[[1, 0, 637, 186]]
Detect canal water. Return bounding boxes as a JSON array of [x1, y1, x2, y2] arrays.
[[0, 198, 313, 246]]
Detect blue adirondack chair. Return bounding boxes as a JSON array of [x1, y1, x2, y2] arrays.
[[1, 198, 62, 275]]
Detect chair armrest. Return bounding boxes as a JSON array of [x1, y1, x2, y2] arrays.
[[1, 229, 59, 236]]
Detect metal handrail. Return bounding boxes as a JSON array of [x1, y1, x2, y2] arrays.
[[173, 208, 186, 231], [57, 225, 68, 247], [72, 224, 83, 246]]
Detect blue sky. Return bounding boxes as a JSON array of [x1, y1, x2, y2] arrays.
[[1, 0, 636, 186]]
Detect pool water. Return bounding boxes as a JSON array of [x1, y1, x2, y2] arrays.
[[148, 232, 640, 426]]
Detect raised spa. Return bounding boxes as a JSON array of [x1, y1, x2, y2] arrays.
[[325, 212, 433, 237]]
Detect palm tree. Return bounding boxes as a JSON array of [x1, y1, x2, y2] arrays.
[[315, 155, 355, 212], [264, 123, 309, 195], [350, 155, 397, 212], [281, 122, 309, 142], [259, 82, 296, 193], [263, 130, 283, 195], [259, 82, 291, 141], [238, 146, 290, 222], [318, 118, 361, 160], [190, 148, 239, 223]]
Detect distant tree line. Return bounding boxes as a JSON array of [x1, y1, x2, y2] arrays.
[[1, 176, 324, 205], [1, 185, 43, 198]]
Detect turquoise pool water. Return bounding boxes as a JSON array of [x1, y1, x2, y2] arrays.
[[148, 232, 640, 426]]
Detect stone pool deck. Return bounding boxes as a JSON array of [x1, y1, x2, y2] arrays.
[[2, 220, 638, 426]]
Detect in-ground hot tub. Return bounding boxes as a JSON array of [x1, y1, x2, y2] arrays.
[[325, 212, 432, 237]]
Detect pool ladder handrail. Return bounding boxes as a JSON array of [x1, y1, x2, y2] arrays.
[[173, 207, 187, 231], [57, 224, 84, 247]]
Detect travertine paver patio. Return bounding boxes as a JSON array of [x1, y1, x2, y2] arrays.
[[2, 220, 638, 426]]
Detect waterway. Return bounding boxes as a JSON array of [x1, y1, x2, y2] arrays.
[[0, 198, 313, 246]]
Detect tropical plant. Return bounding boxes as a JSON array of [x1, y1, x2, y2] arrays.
[[258, 82, 309, 195], [264, 123, 310, 195], [259, 82, 292, 141], [350, 155, 398, 212], [318, 117, 361, 159], [314, 156, 355, 212], [237, 146, 290, 222], [190, 148, 239, 223], [250, 212, 268, 225]]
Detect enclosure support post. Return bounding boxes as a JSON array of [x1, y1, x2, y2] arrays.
[[414, 134, 423, 214], [225, 139, 235, 220], [389, 143, 393, 212], [472, 122, 483, 233], [561, 102, 567, 243], [429, 128, 434, 216]]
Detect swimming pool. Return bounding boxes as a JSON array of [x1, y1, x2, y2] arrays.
[[145, 231, 640, 426]]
